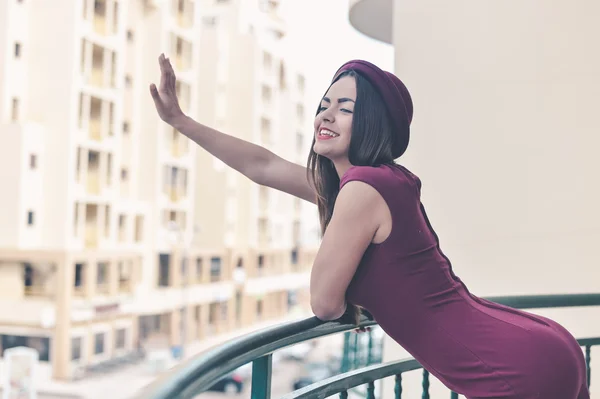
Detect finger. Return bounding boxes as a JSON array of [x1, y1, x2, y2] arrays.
[[149, 84, 161, 104], [166, 58, 177, 92], [159, 55, 169, 93]]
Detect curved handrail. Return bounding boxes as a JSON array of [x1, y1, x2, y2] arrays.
[[281, 336, 600, 399], [135, 293, 600, 399]]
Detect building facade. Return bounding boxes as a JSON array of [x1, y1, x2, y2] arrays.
[[0, 0, 316, 384]]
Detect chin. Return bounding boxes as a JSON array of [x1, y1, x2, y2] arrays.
[[313, 145, 346, 162]]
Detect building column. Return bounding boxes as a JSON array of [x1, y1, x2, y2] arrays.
[[108, 258, 119, 296], [185, 304, 195, 345], [197, 303, 209, 340], [84, 259, 96, 298], [53, 254, 74, 380], [169, 248, 182, 288], [169, 309, 181, 346]]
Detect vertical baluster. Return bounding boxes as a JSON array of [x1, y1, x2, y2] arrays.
[[450, 391, 459, 399], [585, 345, 591, 389], [366, 381, 376, 399], [339, 391, 348, 399], [421, 369, 430, 399], [394, 374, 403, 399], [367, 330, 374, 365], [251, 354, 272, 399]]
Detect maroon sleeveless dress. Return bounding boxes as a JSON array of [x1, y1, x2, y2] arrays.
[[340, 164, 589, 399]]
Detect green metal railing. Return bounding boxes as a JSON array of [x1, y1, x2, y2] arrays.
[[135, 293, 600, 399]]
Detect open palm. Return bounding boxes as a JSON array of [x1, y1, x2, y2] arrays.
[[150, 53, 183, 124]]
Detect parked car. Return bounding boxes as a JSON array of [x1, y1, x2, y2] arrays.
[[206, 364, 251, 394], [292, 362, 335, 390], [279, 342, 313, 361]]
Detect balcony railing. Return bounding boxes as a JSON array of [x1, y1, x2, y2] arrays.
[[89, 119, 101, 141], [24, 285, 50, 297], [134, 293, 600, 399], [85, 225, 98, 248], [86, 172, 100, 194], [93, 15, 107, 35]]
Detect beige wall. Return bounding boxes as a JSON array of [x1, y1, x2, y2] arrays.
[[392, 1, 600, 398], [347, 0, 600, 397]]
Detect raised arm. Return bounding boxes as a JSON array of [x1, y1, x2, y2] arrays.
[[150, 54, 315, 204]]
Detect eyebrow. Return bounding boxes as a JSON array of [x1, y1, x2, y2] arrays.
[[322, 96, 355, 104]]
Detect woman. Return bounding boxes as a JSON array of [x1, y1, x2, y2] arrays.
[[150, 54, 589, 399]]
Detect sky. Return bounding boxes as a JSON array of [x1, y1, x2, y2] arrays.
[[279, 0, 394, 101]]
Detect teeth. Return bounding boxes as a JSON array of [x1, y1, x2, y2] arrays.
[[320, 129, 339, 137]]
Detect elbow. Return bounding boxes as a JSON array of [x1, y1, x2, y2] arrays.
[[311, 299, 346, 322]]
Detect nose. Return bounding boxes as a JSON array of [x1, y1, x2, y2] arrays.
[[320, 107, 335, 123]]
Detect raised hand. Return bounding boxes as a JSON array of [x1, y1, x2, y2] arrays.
[[150, 53, 184, 125]]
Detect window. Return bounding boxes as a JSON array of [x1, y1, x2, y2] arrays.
[[1, 335, 50, 361], [120, 168, 128, 181], [263, 52, 272, 70], [257, 255, 264, 269], [94, 332, 105, 354], [71, 337, 82, 360], [126, 29, 134, 41], [297, 75, 305, 92], [123, 121, 129, 134], [115, 328, 126, 349], [26, 211, 34, 225], [220, 302, 228, 321], [296, 104, 305, 120], [261, 85, 272, 103], [158, 253, 170, 287], [134, 215, 143, 242], [209, 257, 221, 282], [295, 132, 303, 151], [196, 258, 203, 281], [29, 154, 37, 169], [74, 263, 84, 288], [11, 98, 19, 121], [124, 75, 132, 88], [97, 262, 107, 285], [14, 42, 21, 58], [202, 16, 217, 26], [256, 300, 263, 318]]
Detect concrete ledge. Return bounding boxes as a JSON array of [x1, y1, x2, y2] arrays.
[[348, 0, 393, 44]]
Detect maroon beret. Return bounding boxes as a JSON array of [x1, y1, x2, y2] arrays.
[[333, 60, 413, 158]]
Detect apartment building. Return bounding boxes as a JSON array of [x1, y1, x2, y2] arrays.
[[188, 0, 316, 332], [0, 0, 314, 383]]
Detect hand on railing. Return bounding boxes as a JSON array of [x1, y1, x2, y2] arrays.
[[353, 326, 371, 334]]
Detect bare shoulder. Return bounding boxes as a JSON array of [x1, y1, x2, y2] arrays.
[[334, 180, 386, 220]]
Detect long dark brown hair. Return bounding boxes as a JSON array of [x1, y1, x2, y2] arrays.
[[306, 69, 397, 324]]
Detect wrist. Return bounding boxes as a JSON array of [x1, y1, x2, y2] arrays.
[[170, 113, 189, 130]]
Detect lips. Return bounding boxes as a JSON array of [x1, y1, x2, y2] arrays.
[[317, 128, 339, 140]]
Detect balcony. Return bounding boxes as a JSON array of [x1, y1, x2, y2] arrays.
[[89, 119, 101, 141], [134, 293, 599, 398], [24, 285, 51, 298], [93, 15, 107, 35], [91, 68, 104, 86], [348, 0, 393, 44], [85, 226, 98, 248], [119, 279, 132, 293], [86, 172, 100, 194]]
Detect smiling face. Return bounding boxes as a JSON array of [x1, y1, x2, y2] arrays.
[[312, 75, 356, 164]]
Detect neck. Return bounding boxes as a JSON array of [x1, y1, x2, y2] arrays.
[[332, 158, 354, 179]]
